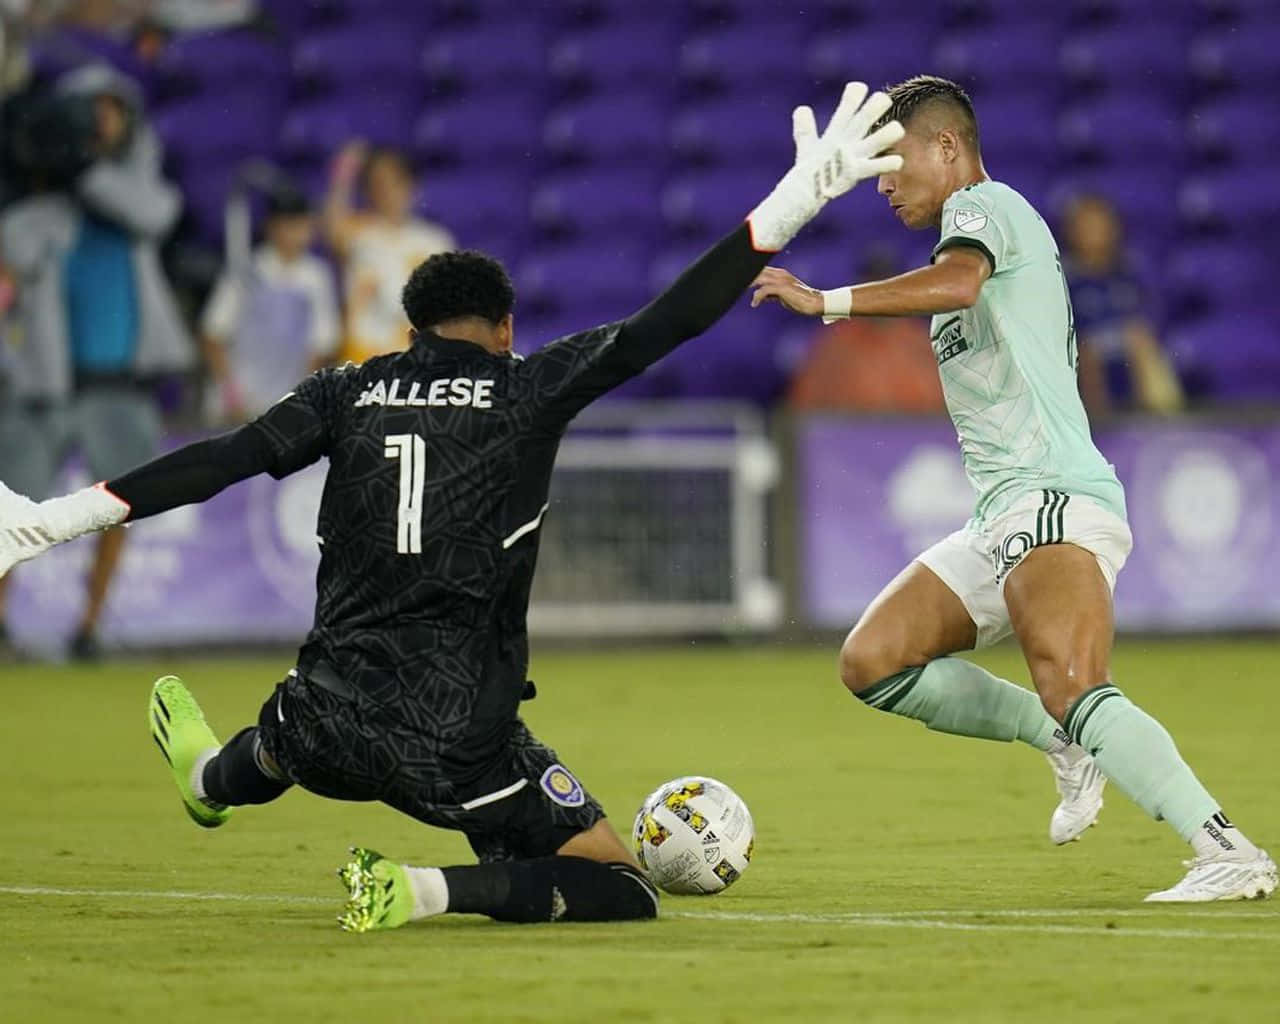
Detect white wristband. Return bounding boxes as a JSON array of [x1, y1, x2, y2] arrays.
[[820, 287, 853, 323]]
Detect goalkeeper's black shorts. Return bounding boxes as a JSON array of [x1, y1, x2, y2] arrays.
[[254, 668, 606, 863]]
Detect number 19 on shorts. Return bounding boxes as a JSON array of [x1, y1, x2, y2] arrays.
[[384, 433, 426, 554]]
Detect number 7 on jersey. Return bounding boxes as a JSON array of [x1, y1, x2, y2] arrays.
[[384, 433, 426, 554]]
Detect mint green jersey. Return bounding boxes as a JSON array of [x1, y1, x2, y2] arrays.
[[930, 180, 1126, 526]]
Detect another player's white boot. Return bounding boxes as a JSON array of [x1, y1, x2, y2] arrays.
[[1145, 849, 1278, 903], [1046, 745, 1105, 845]]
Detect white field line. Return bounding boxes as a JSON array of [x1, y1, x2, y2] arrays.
[[1, 885, 1278, 940]]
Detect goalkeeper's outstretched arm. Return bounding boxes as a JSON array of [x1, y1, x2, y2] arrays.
[[0, 374, 331, 578]]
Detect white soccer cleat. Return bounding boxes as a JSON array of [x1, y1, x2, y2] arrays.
[[1046, 746, 1106, 845], [1144, 849, 1278, 903]]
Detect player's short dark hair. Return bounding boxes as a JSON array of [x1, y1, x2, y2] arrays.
[[401, 250, 516, 330], [883, 75, 980, 152]]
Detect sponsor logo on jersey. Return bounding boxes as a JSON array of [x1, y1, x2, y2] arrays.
[[931, 316, 969, 366], [540, 764, 586, 807], [953, 208, 988, 233], [354, 377, 494, 409]]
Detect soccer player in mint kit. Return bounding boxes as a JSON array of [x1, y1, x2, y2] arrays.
[[751, 75, 1274, 902]]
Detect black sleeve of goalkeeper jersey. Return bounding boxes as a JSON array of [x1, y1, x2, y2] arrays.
[[527, 223, 771, 424], [619, 222, 771, 368], [106, 370, 343, 521], [106, 425, 276, 521]]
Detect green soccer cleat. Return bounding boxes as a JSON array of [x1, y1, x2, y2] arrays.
[[338, 847, 414, 933], [149, 675, 231, 829]]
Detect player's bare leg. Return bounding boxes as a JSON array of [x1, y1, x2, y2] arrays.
[[1006, 543, 1275, 901], [841, 561, 1102, 843]]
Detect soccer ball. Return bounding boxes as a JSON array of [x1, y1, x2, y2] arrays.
[[632, 776, 754, 895]]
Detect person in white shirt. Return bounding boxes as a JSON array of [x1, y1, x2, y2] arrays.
[[324, 141, 455, 364], [201, 188, 339, 422]]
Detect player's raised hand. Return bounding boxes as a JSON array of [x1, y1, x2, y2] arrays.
[[748, 81, 904, 252], [750, 267, 823, 315]]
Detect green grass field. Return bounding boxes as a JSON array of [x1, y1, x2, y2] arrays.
[[2, 639, 1278, 1023]]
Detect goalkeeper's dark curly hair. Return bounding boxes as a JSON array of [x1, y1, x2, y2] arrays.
[[401, 250, 516, 330], [880, 75, 980, 152]]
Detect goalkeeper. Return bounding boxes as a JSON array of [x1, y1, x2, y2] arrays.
[[0, 84, 904, 929]]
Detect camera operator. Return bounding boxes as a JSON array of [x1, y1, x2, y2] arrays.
[[0, 64, 192, 660]]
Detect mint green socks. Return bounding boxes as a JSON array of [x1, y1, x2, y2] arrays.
[[856, 657, 1065, 752], [1063, 683, 1220, 842]]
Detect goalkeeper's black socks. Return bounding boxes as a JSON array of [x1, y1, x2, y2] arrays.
[[200, 726, 291, 806], [410, 857, 658, 923]]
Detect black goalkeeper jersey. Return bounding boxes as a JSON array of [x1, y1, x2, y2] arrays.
[[106, 224, 770, 775], [248, 322, 648, 766]]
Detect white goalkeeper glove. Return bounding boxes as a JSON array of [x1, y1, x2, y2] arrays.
[[0, 481, 130, 578], [748, 81, 904, 253]]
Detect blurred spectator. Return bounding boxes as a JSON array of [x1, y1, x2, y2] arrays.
[[324, 142, 455, 365], [200, 185, 339, 423], [1063, 194, 1184, 418], [0, 64, 191, 659], [147, 0, 258, 33], [787, 250, 944, 414]]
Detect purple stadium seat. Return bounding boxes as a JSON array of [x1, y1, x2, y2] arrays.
[[153, 93, 283, 167], [1190, 29, 1280, 90], [1060, 25, 1188, 92], [412, 94, 544, 167], [417, 171, 530, 238], [547, 24, 677, 95], [940, 0, 1063, 25], [1194, 0, 1276, 25], [1069, 0, 1172, 25], [516, 244, 652, 317], [1168, 241, 1272, 319], [530, 169, 661, 238], [423, 23, 548, 94], [974, 94, 1058, 164], [671, 95, 794, 167], [293, 24, 425, 93], [661, 169, 779, 237], [1179, 168, 1280, 237], [544, 94, 668, 165], [1188, 99, 1280, 163], [1168, 313, 1280, 401], [662, 306, 787, 404], [264, 0, 431, 32], [1059, 97, 1183, 164], [681, 24, 809, 95], [176, 161, 243, 242], [933, 25, 1062, 95], [280, 94, 417, 161], [806, 26, 937, 95], [155, 31, 287, 99]]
